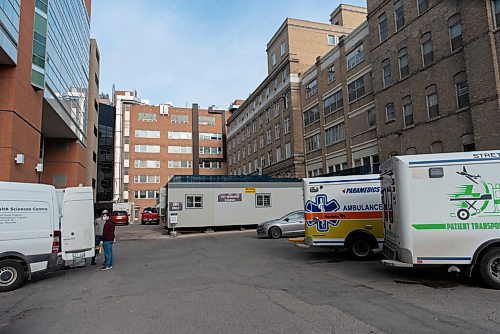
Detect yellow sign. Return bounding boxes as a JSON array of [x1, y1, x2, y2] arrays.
[[244, 187, 256, 194]]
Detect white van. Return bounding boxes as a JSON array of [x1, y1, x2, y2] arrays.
[[381, 151, 500, 289], [0, 182, 95, 292]]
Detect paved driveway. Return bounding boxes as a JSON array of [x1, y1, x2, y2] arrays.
[[1, 224, 499, 333]]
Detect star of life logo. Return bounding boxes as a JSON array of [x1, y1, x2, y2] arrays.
[[305, 194, 340, 233]]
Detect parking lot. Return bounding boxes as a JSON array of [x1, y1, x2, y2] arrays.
[[1, 224, 499, 333]]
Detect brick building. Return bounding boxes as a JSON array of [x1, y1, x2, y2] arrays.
[[367, 0, 500, 160], [0, 1, 98, 192], [300, 19, 379, 177], [112, 90, 232, 212], [226, 6, 365, 178]]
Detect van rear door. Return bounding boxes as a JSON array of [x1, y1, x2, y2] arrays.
[[60, 187, 95, 261]]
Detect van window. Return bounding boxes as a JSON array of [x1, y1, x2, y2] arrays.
[[429, 167, 444, 178]]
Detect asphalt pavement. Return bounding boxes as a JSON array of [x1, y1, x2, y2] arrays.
[[0, 224, 499, 333]]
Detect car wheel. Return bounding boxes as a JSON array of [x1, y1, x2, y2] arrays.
[[0, 260, 25, 293], [347, 236, 372, 260], [268, 227, 282, 239], [154, 221, 160, 225], [141, 221, 145, 225], [479, 247, 500, 289]]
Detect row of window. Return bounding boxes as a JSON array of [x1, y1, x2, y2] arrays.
[[134, 191, 159, 199], [134, 175, 161, 183], [384, 75, 469, 127], [378, 0, 430, 44], [229, 117, 291, 150], [185, 193, 272, 209], [134, 130, 222, 140], [165, 146, 222, 154], [230, 142, 293, 169]]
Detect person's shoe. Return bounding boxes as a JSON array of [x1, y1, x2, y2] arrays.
[[100, 266, 112, 271], [91, 261, 96, 265]]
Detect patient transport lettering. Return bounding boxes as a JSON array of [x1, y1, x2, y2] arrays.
[[302, 175, 384, 259]]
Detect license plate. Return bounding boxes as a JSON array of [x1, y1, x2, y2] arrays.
[[73, 252, 85, 259]]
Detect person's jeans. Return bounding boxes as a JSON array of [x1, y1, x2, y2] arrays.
[[103, 241, 113, 268]]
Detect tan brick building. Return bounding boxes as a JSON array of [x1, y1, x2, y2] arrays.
[[367, 0, 500, 160], [112, 90, 231, 211], [0, 1, 97, 193], [300, 18, 379, 177], [227, 8, 363, 178]]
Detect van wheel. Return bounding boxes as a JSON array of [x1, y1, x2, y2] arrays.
[[479, 248, 500, 289], [347, 236, 372, 260], [0, 260, 25, 293], [268, 227, 282, 239]]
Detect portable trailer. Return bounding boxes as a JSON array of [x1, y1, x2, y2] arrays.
[[162, 176, 303, 230], [380, 150, 500, 289]]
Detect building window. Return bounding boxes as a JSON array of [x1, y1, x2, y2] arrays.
[[418, 0, 429, 14], [456, 81, 470, 109], [394, 1, 405, 31], [325, 123, 345, 146], [199, 146, 222, 154], [168, 146, 192, 154], [348, 76, 365, 102], [449, 16, 463, 52], [403, 96, 414, 127], [253, 139, 257, 153], [386, 103, 396, 122], [285, 142, 292, 159], [303, 105, 320, 126], [171, 115, 189, 124], [135, 160, 161, 168], [135, 130, 160, 138], [406, 147, 417, 155], [367, 108, 377, 129], [134, 191, 159, 199], [260, 135, 264, 148], [168, 131, 192, 139], [168, 161, 193, 168], [327, 35, 337, 46], [324, 90, 343, 115], [382, 59, 392, 87], [379, 13, 388, 42], [267, 151, 272, 166], [272, 53, 277, 66], [199, 116, 216, 125], [328, 65, 336, 83], [462, 134, 475, 152], [398, 48, 409, 78], [280, 42, 286, 56], [134, 175, 161, 183], [284, 117, 290, 134], [305, 133, 322, 153], [267, 129, 272, 144], [200, 133, 222, 140], [186, 195, 203, 209], [275, 123, 281, 139], [53, 175, 67, 188], [138, 113, 157, 122], [494, 0, 500, 28], [256, 194, 271, 208], [135, 145, 161, 153], [431, 141, 443, 153], [200, 161, 222, 169], [247, 144, 251, 156], [426, 85, 439, 118], [306, 79, 318, 99], [276, 147, 282, 162], [347, 44, 364, 70], [421, 33, 434, 67]]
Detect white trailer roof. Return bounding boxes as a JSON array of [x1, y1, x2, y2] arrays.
[[0, 182, 55, 192]]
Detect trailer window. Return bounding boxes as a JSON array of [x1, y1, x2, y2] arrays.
[[186, 195, 203, 209], [256, 194, 271, 208], [429, 167, 444, 178]]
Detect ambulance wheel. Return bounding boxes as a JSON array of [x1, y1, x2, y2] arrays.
[[479, 248, 500, 289], [457, 209, 470, 221], [347, 236, 372, 260], [0, 260, 25, 293], [268, 227, 282, 239]]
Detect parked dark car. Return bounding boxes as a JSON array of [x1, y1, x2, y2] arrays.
[[141, 207, 159, 225], [111, 210, 129, 225]]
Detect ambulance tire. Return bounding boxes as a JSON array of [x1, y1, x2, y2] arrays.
[[347, 236, 372, 260], [268, 227, 282, 239], [0, 259, 25, 293], [479, 248, 500, 289]]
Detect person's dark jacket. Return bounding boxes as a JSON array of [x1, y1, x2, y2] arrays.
[[102, 220, 115, 241]]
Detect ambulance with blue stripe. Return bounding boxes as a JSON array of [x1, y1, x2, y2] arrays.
[[381, 150, 500, 289], [302, 174, 384, 260]]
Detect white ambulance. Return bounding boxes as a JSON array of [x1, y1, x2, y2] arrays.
[[381, 151, 500, 289], [302, 175, 384, 259], [0, 182, 95, 292]]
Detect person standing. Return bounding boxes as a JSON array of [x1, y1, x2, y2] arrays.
[[91, 210, 108, 265], [101, 213, 115, 271]]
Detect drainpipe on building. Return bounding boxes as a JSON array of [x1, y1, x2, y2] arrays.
[[192, 103, 200, 176]]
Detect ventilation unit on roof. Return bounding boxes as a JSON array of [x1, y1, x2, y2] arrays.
[[160, 104, 169, 116]]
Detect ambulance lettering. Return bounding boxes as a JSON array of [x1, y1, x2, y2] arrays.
[[304, 194, 341, 233]]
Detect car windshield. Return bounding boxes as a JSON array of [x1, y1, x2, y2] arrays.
[[143, 208, 158, 213], [113, 211, 127, 216]]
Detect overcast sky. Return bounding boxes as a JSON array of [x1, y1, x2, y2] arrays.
[[91, 0, 366, 109]]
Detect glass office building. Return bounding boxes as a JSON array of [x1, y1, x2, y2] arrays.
[[0, 0, 20, 65], [42, 0, 91, 145]]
